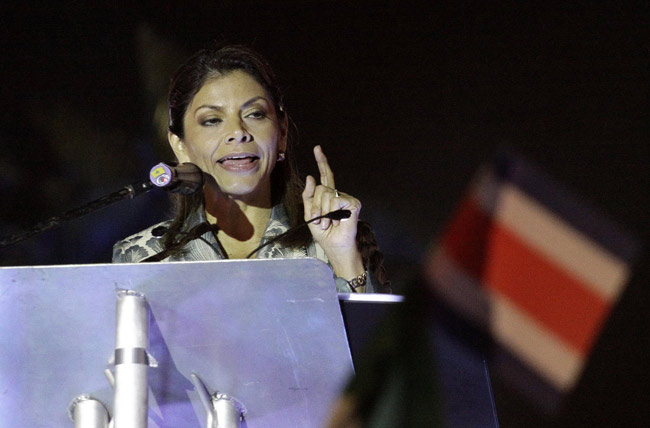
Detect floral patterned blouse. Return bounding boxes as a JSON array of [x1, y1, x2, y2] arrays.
[[112, 204, 383, 293]]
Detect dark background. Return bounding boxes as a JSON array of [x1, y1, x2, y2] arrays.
[[1, 1, 648, 426]]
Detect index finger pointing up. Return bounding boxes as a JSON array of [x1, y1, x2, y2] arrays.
[[314, 145, 335, 189]]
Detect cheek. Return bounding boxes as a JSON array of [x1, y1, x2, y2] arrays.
[[180, 145, 214, 172], [182, 119, 220, 154], [183, 131, 219, 160], [263, 128, 281, 153]]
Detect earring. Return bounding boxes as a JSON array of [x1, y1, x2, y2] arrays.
[[277, 152, 286, 162]]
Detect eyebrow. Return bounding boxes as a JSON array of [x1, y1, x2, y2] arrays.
[[193, 96, 269, 115]]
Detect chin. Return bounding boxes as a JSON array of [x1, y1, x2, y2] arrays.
[[222, 181, 271, 202]]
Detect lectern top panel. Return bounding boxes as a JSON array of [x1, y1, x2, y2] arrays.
[[0, 258, 353, 428]]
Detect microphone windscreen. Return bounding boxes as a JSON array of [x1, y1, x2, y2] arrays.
[[326, 209, 352, 220], [149, 162, 203, 195], [150, 163, 176, 188]]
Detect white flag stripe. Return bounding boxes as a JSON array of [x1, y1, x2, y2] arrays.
[[490, 293, 585, 392], [494, 184, 629, 300]]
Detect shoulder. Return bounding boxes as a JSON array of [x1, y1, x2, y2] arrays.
[[112, 220, 172, 263]]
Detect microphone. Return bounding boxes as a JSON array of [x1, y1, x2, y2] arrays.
[[149, 162, 204, 195]]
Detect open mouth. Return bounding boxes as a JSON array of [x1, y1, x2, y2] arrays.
[[216, 153, 261, 171], [217, 154, 260, 164]]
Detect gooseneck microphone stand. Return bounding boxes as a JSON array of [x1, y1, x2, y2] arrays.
[[0, 162, 202, 250], [0, 180, 154, 249]]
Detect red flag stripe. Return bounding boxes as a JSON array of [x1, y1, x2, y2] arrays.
[[440, 196, 493, 278], [496, 184, 630, 300], [425, 246, 585, 391], [483, 225, 610, 355]]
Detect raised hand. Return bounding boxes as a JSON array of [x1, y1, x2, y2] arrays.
[[302, 145, 365, 280]]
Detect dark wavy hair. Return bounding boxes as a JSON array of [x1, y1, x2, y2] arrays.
[[164, 44, 388, 289]]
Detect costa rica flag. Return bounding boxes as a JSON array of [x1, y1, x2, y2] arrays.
[[424, 152, 640, 412]]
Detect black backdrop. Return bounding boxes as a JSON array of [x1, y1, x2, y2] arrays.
[[2, 1, 649, 426]]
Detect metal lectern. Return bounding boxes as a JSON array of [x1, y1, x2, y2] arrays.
[[0, 258, 354, 428]]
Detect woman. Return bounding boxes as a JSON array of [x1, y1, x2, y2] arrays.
[[113, 45, 389, 293]]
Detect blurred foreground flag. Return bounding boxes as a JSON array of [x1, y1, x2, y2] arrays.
[[424, 152, 640, 412]]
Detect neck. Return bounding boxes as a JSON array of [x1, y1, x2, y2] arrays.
[[206, 199, 272, 240], [203, 183, 273, 256]]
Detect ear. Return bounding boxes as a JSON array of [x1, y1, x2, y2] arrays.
[[168, 131, 191, 163]]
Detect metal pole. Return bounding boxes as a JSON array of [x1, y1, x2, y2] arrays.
[[0, 181, 153, 249], [212, 393, 246, 428], [190, 373, 246, 428], [68, 395, 110, 428], [113, 290, 149, 428]]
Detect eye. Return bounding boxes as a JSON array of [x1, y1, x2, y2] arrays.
[[245, 110, 267, 120], [201, 117, 222, 126]]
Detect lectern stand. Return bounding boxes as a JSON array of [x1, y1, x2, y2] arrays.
[[0, 258, 354, 427]]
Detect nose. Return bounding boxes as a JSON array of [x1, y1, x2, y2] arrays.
[[226, 120, 253, 144]]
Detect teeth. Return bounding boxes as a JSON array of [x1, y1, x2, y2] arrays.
[[218, 155, 259, 163]]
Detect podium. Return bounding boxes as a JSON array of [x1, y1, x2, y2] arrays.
[[339, 294, 500, 427], [0, 258, 354, 427]]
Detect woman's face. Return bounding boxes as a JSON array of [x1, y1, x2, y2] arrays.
[[169, 70, 286, 205]]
